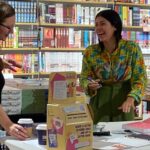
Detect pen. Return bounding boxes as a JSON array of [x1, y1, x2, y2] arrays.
[[88, 77, 103, 86], [88, 77, 96, 83]]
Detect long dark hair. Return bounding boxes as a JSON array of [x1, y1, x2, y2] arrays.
[[95, 9, 122, 50], [0, 2, 15, 23]]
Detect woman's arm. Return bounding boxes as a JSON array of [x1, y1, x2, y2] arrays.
[[119, 43, 147, 113], [0, 105, 28, 140], [128, 43, 147, 104]]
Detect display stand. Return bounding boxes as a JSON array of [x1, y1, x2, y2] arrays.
[[47, 71, 93, 150]]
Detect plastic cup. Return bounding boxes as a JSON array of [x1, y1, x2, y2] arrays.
[[18, 118, 33, 137], [36, 124, 47, 145]]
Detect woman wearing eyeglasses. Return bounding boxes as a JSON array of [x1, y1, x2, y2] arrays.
[[0, 2, 28, 140]]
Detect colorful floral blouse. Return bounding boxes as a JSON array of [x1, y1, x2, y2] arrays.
[[79, 39, 147, 103]]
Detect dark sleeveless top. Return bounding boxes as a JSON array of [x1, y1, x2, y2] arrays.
[[0, 73, 5, 104]]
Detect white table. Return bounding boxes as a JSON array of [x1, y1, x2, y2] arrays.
[[4, 138, 45, 150], [4, 114, 150, 150], [93, 122, 150, 150], [4, 132, 150, 150]]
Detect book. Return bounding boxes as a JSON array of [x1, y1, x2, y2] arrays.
[[43, 28, 55, 48], [122, 118, 150, 135]]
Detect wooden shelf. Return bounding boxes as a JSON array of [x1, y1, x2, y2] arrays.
[[39, 0, 150, 8], [13, 73, 40, 76], [15, 22, 39, 26], [123, 26, 143, 30], [115, 2, 150, 8], [40, 47, 85, 52], [40, 22, 95, 29], [0, 48, 39, 54], [1, 48, 38, 51], [40, 23, 144, 31], [39, 0, 114, 5]]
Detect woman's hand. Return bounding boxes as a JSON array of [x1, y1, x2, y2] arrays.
[[88, 79, 102, 91], [118, 97, 135, 113], [2, 59, 22, 72], [8, 123, 28, 140]]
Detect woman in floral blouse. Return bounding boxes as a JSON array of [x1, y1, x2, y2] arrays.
[[79, 9, 147, 124]]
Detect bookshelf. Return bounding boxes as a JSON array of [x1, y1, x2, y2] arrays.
[[115, 1, 150, 8], [0, 0, 39, 77], [15, 23, 38, 26], [1, 0, 150, 79], [40, 47, 85, 52], [0, 48, 38, 52], [37, 0, 150, 120], [0, 0, 148, 120], [39, 0, 114, 5]]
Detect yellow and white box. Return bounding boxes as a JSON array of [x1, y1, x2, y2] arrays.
[[47, 103, 93, 150]]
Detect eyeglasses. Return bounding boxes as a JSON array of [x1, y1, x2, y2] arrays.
[[0, 23, 12, 30]]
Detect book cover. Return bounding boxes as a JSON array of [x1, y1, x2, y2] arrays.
[[43, 28, 55, 48], [122, 118, 150, 135]]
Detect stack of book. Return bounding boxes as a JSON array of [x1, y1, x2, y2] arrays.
[[122, 118, 150, 135]]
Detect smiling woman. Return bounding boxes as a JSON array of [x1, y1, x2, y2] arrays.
[[0, 2, 15, 41], [0, 2, 28, 140], [79, 9, 147, 124]]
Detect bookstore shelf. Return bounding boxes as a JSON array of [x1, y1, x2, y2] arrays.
[[13, 73, 40, 78], [115, 2, 150, 8], [13, 73, 39, 76], [40, 23, 95, 29], [123, 26, 143, 30], [1, 0, 150, 79], [38, 0, 150, 120], [0, 48, 39, 55], [39, 0, 150, 8], [1, 48, 38, 51], [15, 23, 39, 26], [39, 0, 114, 5], [40, 23, 144, 30], [0, 0, 149, 120], [40, 47, 85, 52]]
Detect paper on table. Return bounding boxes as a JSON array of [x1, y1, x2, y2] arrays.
[[94, 145, 127, 150], [23, 139, 45, 150], [102, 137, 150, 147]]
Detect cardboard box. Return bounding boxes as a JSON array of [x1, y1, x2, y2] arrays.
[[47, 103, 93, 150]]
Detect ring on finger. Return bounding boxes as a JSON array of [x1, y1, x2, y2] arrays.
[[15, 129, 19, 134]]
